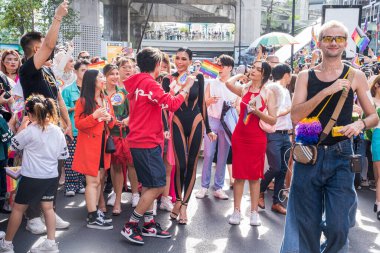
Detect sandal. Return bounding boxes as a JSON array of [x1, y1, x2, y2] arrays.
[[170, 200, 181, 220], [178, 202, 188, 225], [112, 208, 122, 216]]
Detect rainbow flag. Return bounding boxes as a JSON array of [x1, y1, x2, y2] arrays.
[[351, 54, 361, 68], [88, 60, 106, 71], [6, 175, 19, 192], [199, 60, 223, 79], [377, 55, 380, 62], [351, 26, 370, 52], [310, 27, 317, 49]]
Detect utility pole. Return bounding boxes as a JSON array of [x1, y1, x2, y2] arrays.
[[290, 0, 295, 72]]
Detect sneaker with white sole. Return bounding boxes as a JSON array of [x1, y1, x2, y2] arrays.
[[229, 209, 241, 225], [132, 193, 140, 208], [0, 239, 14, 253], [195, 188, 208, 199], [42, 214, 70, 229], [26, 217, 46, 235], [153, 200, 157, 216], [65, 191, 75, 197], [121, 222, 144, 245], [107, 192, 116, 206], [0, 232, 5, 239], [30, 239, 59, 253], [142, 221, 171, 238], [87, 212, 113, 230], [97, 210, 112, 223], [250, 211, 262, 226], [77, 188, 85, 194], [159, 196, 173, 212], [214, 189, 229, 200]]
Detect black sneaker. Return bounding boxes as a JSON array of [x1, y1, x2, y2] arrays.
[[97, 210, 112, 223], [87, 215, 113, 230], [121, 222, 144, 245], [142, 221, 171, 238]]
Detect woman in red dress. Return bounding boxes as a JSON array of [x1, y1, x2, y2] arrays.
[[225, 61, 277, 226]]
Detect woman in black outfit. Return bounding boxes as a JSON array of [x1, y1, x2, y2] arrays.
[[163, 48, 216, 224]]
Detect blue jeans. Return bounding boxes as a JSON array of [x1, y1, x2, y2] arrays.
[[281, 139, 357, 253], [260, 132, 291, 204], [201, 116, 230, 190]]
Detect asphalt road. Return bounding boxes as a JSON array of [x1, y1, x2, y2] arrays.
[[1, 160, 379, 253]]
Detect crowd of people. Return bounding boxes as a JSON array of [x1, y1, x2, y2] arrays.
[[143, 29, 234, 41], [0, 1, 379, 252]]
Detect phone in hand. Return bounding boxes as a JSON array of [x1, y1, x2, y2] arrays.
[[0, 90, 11, 99]]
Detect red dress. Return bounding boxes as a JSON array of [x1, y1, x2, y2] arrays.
[[232, 91, 267, 180]]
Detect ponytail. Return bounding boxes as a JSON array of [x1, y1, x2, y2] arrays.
[[25, 94, 58, 130]]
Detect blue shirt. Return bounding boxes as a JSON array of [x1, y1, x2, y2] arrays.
[[62, 82, 80, 136]]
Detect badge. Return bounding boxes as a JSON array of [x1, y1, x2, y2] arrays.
[[111, 92, 124, 106]]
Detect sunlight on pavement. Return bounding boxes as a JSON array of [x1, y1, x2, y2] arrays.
[[356, 209, 380, 250], [29, 231, 65, 251]]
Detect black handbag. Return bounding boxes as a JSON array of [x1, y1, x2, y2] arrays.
[[105, 123, 116, 154]]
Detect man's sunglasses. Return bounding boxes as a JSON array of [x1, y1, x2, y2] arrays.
[[321, 36, 347, 44]]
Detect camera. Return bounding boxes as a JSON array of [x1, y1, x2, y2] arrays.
[[350, 154, 362, 173], [0, 90, 11, 100]]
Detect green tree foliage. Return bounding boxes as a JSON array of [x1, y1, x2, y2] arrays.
[[0, 0, 79, 43]]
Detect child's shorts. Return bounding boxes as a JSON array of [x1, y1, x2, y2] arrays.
[[15, 176, 58, 205]]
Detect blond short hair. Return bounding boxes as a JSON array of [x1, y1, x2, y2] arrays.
[[318, 20, 349, 42]]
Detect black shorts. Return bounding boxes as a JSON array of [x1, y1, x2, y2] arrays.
[[131, 146, 166, 188], [15, 176, 58, 205]]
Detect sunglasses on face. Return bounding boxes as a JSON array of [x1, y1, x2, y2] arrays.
[[80, 56, 90, 59], [321, 36, 347, 44]]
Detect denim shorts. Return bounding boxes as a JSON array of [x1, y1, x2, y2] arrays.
[[130, 146, 166, 188]]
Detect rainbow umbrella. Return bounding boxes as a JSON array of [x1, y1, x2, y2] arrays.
[[249, 32, 298, 48]]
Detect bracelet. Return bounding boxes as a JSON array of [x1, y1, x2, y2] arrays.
[[54, 16, 62, 22], [360, 119, 367, 130]]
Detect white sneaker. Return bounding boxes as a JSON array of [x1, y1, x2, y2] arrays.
[[41, 213, 70, 229], [77, 188, 85, 194], [0, 232, 4, 239], [26, 217, 46, 235], [132, 193, 140, 208], [153, 200, 157, 216], [65, 191, 75, 197], [250, 211, 262, 226], [195, 188, 208, 199], [55, 214, 70, 229], [30, 239, 59, 253], [229, 209, 241, 225], [0, 239, 14, 253], [213, 189, 229, 200], [159, 196, 174, 212], [360, 179, 370, 187], [107, 192, 116, 206]]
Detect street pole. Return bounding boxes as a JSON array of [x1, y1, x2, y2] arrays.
[[238, 0, 242, 65], [290, 0, 295, 72], [137, 3, 153, 53]]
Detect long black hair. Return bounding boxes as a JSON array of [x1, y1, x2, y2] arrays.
[[80, 69, 99, 116], [176, 47, 193, 60]]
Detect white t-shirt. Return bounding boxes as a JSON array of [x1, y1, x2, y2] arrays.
[[206, 78, 238, 119], [11, 123, 68, 179], [276, 85, 292, 131]]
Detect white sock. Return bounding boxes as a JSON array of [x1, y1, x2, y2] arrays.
[[46, 239, 55, 245]]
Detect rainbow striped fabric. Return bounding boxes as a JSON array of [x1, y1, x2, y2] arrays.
[[199, 60, 223, 79], [88, 61, 106, 71], [351, 26, 370, 52], [310, 27, 317, 49]]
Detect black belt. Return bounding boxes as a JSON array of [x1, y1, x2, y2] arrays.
[[275, 130, 290, 134]]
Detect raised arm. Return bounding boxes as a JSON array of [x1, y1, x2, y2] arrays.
[[33, 1, 69, 70], [225, 74, 245, 97], [196, 74, 211, 133]]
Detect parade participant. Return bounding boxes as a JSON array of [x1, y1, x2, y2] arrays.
[[162, 47, 216, 225], [121, 47, 191, 245], [159, 52, 175, 212], [103, 64, 130, 216], [18, 0, 71, 234], [370, 76, 380, 221], [52, 43, 76, 90], [62, 59, 90, 197], [196, 54, 238, 200], [1, 50, 21, 83], [72, 69, 115, 230], [0, 95, 68, 253], [225, 60, 277, 226], [77, 51, 90, 60], [258, 63, 292, 215], [115, 57, 140, 207], [281, 21, 379, 253]]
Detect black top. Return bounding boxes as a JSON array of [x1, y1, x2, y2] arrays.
[[307, 65, 353, 145], [162, 73, 211, 133], [19, 56, 59, 100]]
